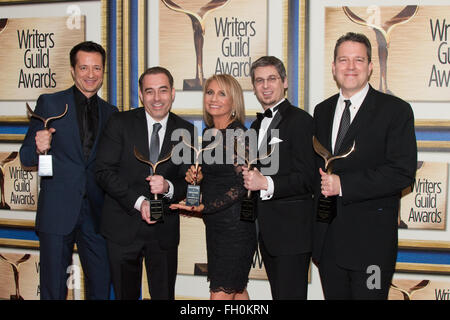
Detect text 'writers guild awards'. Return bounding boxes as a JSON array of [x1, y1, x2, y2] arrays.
[[0, 152, 18, 210], [161, 0, 231, 90], [313, 136, 355, 223], [134, 146, 173, 222], [0, 254, 31, 300], [182, 138, 219, 207], [26, 103, 68, 176], [342, 5, 418, 95], [238, 143, 276, 222]]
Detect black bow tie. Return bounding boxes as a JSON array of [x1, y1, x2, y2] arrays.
[[256, 106, 279, 122]]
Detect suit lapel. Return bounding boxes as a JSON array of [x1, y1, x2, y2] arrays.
[[338, 86, 376, 153], [324, 96, 338, 152], [134, 107, 150, 160], [258, 109, 282, 152]]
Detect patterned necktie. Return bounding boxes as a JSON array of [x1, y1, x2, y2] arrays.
[[149, 122, 162, 165], [334, 99, 351, 155], [82, 97, 96, 160]]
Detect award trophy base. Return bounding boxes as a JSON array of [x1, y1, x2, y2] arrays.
[[183, 78, 205, 91], [10, 295, 23, 300], [185, 185, 201, 207], [149, 199, 164, 222], [316, 195, 337, 224], [240, 198, 256, 221]]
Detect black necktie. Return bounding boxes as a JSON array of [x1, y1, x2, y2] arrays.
[[334, 99, 351, 155], [149, 123, 162, 166], [256, 105, 279, 122], [82, 97, 96, 160]]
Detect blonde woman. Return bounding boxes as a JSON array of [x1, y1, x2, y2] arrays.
[[171, 74, 257, 300]]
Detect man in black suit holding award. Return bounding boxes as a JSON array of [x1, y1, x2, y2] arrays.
[[95, 67, 194, 299], [242, 56, 315, 299], [312, 32, 417, 299]]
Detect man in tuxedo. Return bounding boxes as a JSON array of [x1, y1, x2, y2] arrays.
[[95, 67, 195, 300], [312, 32, 417, 299], [20, 41, 117, 299], [242, 56, 315, 299]]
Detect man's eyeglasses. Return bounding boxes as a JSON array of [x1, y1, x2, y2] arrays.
[[254, 76, 280, 86]]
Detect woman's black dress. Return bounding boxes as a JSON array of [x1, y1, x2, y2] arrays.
[[201, 120, 257, 294]]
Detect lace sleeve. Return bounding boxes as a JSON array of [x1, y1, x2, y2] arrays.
[[202, 132, 247, 214], [202, 166, 246, 214]]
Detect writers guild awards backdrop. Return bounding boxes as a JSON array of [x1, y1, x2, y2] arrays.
[[389, 279, 450, 300], [0, 252, 77, 300], [325, 5, 450, 101], [0, 16, 85, 100], [0, 152, 38, 211], [400, 162, 448, 230], [159, 0, 267, 91]]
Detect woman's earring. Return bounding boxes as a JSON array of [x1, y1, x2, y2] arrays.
[[231, 110, 236, 118]]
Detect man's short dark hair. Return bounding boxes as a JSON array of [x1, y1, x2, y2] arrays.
[[139, 66, 174, 91], [250, 56, 287, 83], [334, 32, 372, 63], [70, 41, 106, 68]]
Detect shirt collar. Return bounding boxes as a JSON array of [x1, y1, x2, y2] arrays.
[[145, 111, 169, 131], [264, 98, 285, 116], [73, 85, 98, 105], [338, 83, 369, 110]]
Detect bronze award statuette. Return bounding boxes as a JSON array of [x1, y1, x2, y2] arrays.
[[0, 254, 31, 300], [0, 152, 18, 210], [134, 146, 173, 222], [0, 19, 8, 35], [313, 136, 355, 224], [343, 6, 418, 95], [26, 103, 68, 177], [161, 0, 231, 90], [182, 137, 220, 207], [390, 280, 430, 300], [238, 144, 277, 222]]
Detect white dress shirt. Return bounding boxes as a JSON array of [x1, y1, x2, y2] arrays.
[[258, 99, 285, 200], [134, 112, 174, 211], [331, 83, 369, 196], [331, 83, 369, 154]]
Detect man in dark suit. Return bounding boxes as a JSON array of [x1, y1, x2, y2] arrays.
[[95, 67, 195, 300], [20, 41, 117, 299], [242, 56, 315, 299], [312, 32, 417, 299]]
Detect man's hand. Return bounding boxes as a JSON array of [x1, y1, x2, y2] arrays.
[[140, 200, 157, 225], [242, 167, 268, 191], [147, 175, 169, 195], [35, 128, 56, 155], [319, 168, 341, 197]]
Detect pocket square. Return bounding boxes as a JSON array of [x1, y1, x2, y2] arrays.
[[269, 137, 283, 145]]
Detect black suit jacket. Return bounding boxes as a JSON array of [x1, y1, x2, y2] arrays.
[[251, 99, 315, 256], [312, 85, 417, 271], [95, 108, 195, 248]]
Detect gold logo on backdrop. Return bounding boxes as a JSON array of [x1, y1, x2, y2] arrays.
[[0, 152, 18, 210], [0, 254, 31, 300], [343, 6, 419, 95], [161, 0, 231, 90], [390, 280, 430, 300], [0, 19, 8, 35]]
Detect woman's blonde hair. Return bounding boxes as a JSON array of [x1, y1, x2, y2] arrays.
[[202, 74, 245, 127]]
